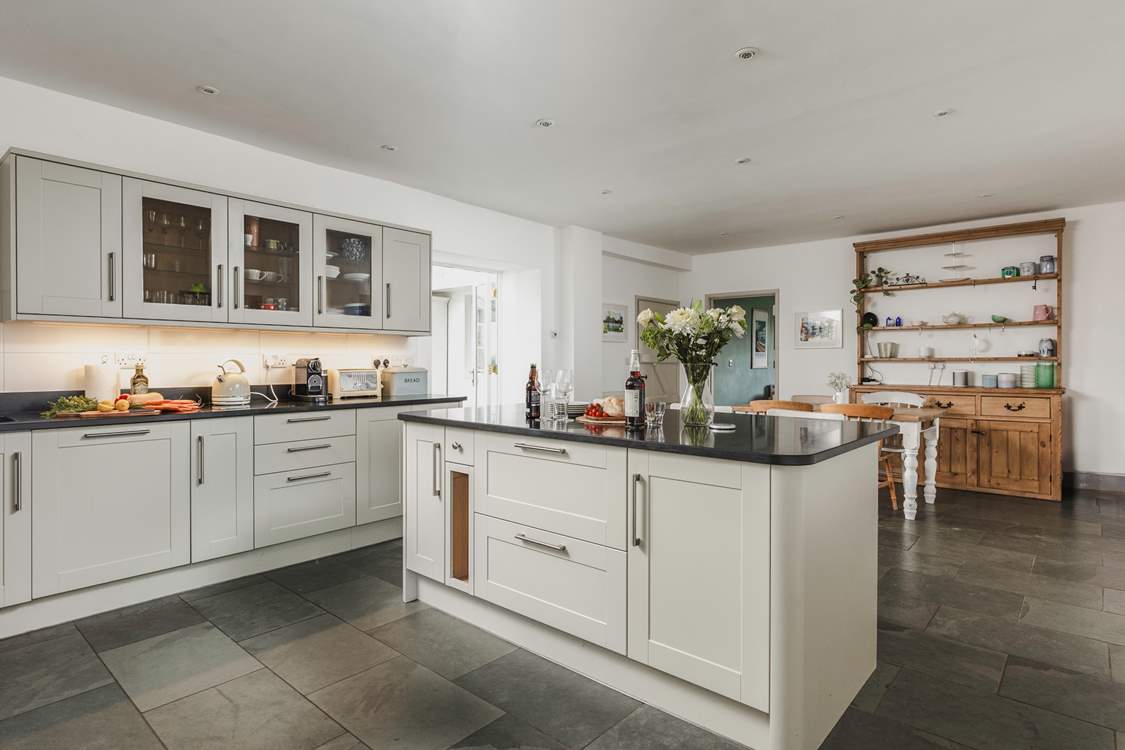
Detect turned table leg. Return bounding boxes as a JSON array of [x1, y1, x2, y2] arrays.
[[923, 419, 939, 506], [900, 423, 920, 520]]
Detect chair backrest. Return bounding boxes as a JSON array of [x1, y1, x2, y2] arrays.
[[766, 408, 845, 421], [819, 403, 895, 422], [734, 399, 815, 414], [860, 390, 924, 408], [790, 394, 834, 406]]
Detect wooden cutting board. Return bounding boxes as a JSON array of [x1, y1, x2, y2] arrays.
[[576, 414, 626, 425], [54, 409, 162, 419]]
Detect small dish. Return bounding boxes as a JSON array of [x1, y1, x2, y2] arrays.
[[260, 271, 278, 283], [325, 265, 341, 279], [991, 315, 1009, 324], [244, 268, 263, 281], [342, 272, 371, 282]]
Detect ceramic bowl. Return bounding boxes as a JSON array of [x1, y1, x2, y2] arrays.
[[325, 265, 341, 279]]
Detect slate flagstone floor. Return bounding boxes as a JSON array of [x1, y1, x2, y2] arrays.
[[2, 487, 1125, 749]]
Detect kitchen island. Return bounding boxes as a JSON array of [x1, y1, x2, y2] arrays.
[[399, 406, 896, 750]]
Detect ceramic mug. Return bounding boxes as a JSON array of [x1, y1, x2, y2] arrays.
[[1019, 261, 1038, 276], [1001, 266, 1020, 278], [1033, 305, 1054, 321]]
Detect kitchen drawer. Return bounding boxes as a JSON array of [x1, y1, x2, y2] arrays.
[[444, 428, 474, 465], [980, 395, 1051, 420], [254, 435, 356, 475], [474, 513, 626, 654], [476, 433, 627, 548], [924, 393, 977, 416], [254, 410, 356, 445], [254, 462, 357, 548]]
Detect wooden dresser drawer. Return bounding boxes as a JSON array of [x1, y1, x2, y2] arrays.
[[923, 393, 976, 416], [474, 513, 626, 653], [254, 410, 356, 445], [980, 395, 1051, 419], [254, 435, 356, 475]]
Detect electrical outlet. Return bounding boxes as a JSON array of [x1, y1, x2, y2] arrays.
[[263, 354, 291, 368], [115, 351, 147, 368]]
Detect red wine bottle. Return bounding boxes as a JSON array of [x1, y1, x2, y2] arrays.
[[525, 363, 541, 421], [624, 349, 645, 431]]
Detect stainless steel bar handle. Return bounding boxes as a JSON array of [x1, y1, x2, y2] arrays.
[[317, 275, 324, 315], [107, 252, 116, 301], [233, 266, 240, 310], [385, 283, 391, 319], [513, 442, 568, 455], [12, 452, 22, 512], [286, 415, 331, 423], [632, 473, 644, 547], [216, 264, 224, 308], [287, 471, 332, 483], [432, 443, 442, 497], [83, 429, 151, 439], [197, 435, 205, 485], [286, 443, 331, 453], [515, 533, 567, 552]]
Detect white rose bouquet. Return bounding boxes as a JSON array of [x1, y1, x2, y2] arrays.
[[637, 300, 746, 425]]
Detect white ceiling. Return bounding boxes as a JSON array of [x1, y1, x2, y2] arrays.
[[2, 1, 1125, 254]]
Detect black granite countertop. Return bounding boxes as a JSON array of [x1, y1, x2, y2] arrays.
[[0, 394, 466, 433], [399, 405, 897, 465]]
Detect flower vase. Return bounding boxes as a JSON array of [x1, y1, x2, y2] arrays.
[[679, 362, 715, 427], [833, 390, 847, 404]]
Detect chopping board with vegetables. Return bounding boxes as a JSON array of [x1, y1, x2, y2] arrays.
[[577, 399, 626, 425], [43, 392, 202, 419]]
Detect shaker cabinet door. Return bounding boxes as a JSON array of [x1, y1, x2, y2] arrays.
[[15, 157, 123, 318], [382, 227, 430, 332], [404, 423, 444, 582], [227, 199, 314, 326], [0, 433, 32, 609], [191, 417, 254, 562], [356, 407, 405, 525], [313, 215, 383, 330]]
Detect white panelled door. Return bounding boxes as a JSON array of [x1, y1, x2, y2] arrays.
[[0, 433, 32, 609], [404, 423, 444, 581], [191, 417, 254, 562]]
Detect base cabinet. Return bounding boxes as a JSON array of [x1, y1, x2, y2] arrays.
[[32, 423, 190, 597], [254, 463, 356, 548], [191, 417, 254, 562], [357, 407, 406, 524], [0, 433, 31, 608], [404, 423, 445, 582], [976, 419, 1052, 496]]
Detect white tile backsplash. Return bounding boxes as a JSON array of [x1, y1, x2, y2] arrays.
[[0, 322, 411, 392]]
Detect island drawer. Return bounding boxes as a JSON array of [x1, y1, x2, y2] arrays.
[[980, 395, 1051, 419], [444, 427, 475, 465], [254, 410, 356, 445], [477, 434, 626, 549], [474, 513, 626, 654], [254, 435, 356, 475]]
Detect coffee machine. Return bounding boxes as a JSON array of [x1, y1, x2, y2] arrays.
[[292, 357, 327, 403]]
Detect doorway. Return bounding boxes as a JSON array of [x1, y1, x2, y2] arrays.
[[425, 266, 499, 409], [706, 290, 779, 407]]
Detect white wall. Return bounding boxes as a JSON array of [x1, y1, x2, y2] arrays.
[[681, 203, 1124, 476], [600, 254, 680, 395]]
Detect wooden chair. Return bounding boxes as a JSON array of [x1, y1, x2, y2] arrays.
[[732, 399, 815, 414], [819, 403, 899, 510], [858, 390, 921, 457]]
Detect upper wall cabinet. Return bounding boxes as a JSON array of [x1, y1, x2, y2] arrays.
[[13, 157, 123, 317], [383, 227, 431, 332], [228, 199, 314, 326], [314, 214, 383, 330]]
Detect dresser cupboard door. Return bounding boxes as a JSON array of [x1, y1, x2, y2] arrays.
[[932, 417, 975, 489], [15, 157, 123, 318], [976, 420, 1052, 496], [191, 417, 254, 562], [382, 227, 430, 332], [404, 423, 444, 581], [0, 433, 32, 609], [32, 423, 190, 597]]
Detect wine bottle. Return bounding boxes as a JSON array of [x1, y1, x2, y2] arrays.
[[525, 363, 541, 421], [624, 349, 645, 431]]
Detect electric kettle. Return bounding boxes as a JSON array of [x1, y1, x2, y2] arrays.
[[212, 359, 251, 407]]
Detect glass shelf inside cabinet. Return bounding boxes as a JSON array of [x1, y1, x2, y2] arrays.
[[142, 197, 213, 306], [324, 229, 372, 316], [243, 215, 301, 312]]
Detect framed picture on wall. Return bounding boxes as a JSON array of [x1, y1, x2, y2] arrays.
[[602, 303, 628, 342], [795, 309, 843, 349], [751, 308, 769, 369]]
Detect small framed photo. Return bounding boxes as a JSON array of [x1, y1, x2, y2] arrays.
[[751, 308, 769, 369], [602, 303, 628, 342], [796, 309, 843, 349]]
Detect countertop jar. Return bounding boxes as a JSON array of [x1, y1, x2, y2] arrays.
[[1039, 255, 1057, 274]]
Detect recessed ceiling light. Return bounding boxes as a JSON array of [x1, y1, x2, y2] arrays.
[[533, 118, 555, 128], [977, 192, 996, 198], [734, 47, 760, 61], [599, 189, 613, 196], [735, 157, 752, 165], [719, 232, 730, 238], [380, 144, 397, 152], [932, 108, 954, 118], [832, 215, 846, 220], [195, 84, 221, 96]]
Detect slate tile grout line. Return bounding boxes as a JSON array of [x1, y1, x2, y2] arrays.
[[995, 664, 1125, 736]]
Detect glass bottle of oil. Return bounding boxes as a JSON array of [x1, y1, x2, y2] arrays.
[[130, 363, 150, 394]]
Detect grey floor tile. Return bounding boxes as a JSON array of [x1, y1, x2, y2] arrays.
[[0, 683, 162, 750], [309, 655, 501, 750], [852, 661, 901, 713], [304, 575, 426, 630], [266, 557, 373, 595], [585, 705, 745, 750], [455, 649, 641, 749], [145, 668, 344, 750], [877, 622, 1006, 693], [878, 545, 962, 577], [979, 532, 1099, 564], [241, 613, 398, 694], [101, 622, 261, 711], [342, 548, 407, 586], [450, 713, 568, 750], [314, 734, 370, 750], [190, 580, 324, 641], [880, 569, 1025, 618], [879, 594, 940, 630], [1105, 588, 1125, 615], [908, 536, 1035, 571], [999, 656, 1125, 732], [179, 574, 268, 603], [1112, 644, 1125, 684], [877, 668, 1114, 749], [0, 622, 77, 656], [1020, 597, 1125, 646], [955, 562, 1103, 609], [822, 708, 960, 750], [927, 605, 1111, 677], [878, 527, 919, 550], [76, 594, 205, 652], [1032, 558, 1125, 587], [368, 608, 516, 680], [0, 629, 112, 721]]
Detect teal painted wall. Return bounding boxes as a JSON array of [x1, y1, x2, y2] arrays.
[[714, 295, 776, 405]]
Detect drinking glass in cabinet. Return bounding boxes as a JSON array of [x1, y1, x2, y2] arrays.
[[241, 214, 302, 312], [142, 197, 213, 307], [324, 230, 372, 316]]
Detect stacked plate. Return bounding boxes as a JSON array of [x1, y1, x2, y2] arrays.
[[1020, 365, 1037, 388]]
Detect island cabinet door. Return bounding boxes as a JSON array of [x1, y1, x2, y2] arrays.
[[404, 423, 445, 582], [0, 433, 32, 609], [627, 450, 770, 711], [191, 417, 254, 562]]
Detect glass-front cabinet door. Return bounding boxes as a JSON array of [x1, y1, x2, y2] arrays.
[[227, 199, 313, 326], [313, 215, 383, 330], [122, 178, 228, 322]]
